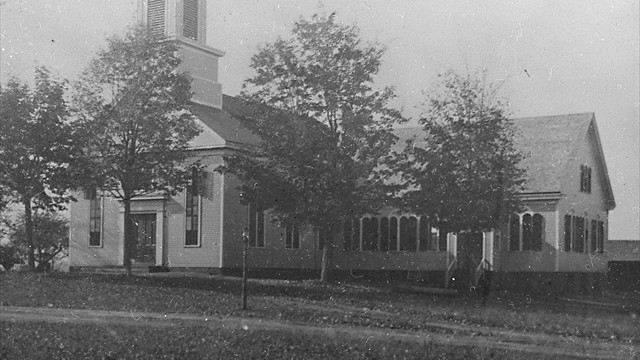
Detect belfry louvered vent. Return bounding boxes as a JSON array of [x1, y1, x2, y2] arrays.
[[183, 0, 198, 40], [147, 0, 166, 36]]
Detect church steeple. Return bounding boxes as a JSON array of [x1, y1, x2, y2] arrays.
[[138, 0, 224, 108]]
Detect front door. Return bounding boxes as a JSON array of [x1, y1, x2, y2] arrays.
[[131, 214, 156, 263], [456, 232, 483, 271]]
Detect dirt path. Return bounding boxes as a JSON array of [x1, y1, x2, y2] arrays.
[[1, 306, 637, 359]]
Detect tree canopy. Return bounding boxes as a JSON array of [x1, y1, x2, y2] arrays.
[[392, 70, 526, 234], [73, 25, 201, 272], [0, 67, 78, 270], [223, 13, 405, 280], [9, 211, 69, 272]]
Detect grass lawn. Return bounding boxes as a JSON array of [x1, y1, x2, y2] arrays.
[[1, 272, 638, 346], [1, 320, 587, 360]]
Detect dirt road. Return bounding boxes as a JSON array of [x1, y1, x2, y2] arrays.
[[1, 306, 637, 359]]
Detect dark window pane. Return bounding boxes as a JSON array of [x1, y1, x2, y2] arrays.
[[532, 214, 544, 251], [89, 194, 101, 246], [399, 217, 409, 251], [343, 219, 352, 251], [522, 214, 533, 251], [351, 218, 361, 251], [363, 218, 378, 251], [186, 230, 198, 246], [564, 215, 572, 252], [293, 225, 300, 249], [285, 224, 300, 249], [379, 218, 389, 251], [406, 217, 417, 252], [510, 214, 520, 251], [89, 231, 101, 247], [419, 219, 429, 252], [389, 217, 398, 251], [185, 177, 199, 246]]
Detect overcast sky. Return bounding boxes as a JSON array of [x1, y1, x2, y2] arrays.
[[1, 0, 638, 239]]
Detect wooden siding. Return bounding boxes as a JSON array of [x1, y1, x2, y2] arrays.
[[69, 192, 122, 267], [164, 158, 224, 268], [555, 123, 609, 272]]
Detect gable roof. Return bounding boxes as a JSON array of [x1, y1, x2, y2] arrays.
[[394, 113, 615, 209], [188, 95, 261, 150], [512, 113, 593, 193]]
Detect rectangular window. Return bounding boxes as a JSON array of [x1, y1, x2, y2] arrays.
[[185, 182, 200, 246], [248, 204, 265, 248], [580, 165, 592, 193], [88, 189, 102, 247], [285, 224, 300, 249]]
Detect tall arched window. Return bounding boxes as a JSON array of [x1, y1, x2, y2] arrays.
[[522, 214, 533, 251], [389, 217, 398, 251], [362, 217, 379, 251], [399, 217, 409, 251], [351, 218, 361, 251], [509, 214, 520, 251], [343, 219, 352, 251], [511, 212, 545, 251], [380, 217, 389, 251]]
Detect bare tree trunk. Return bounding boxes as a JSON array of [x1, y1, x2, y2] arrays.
[[123, 193, 132, 275], [23, 198, 35, 272]]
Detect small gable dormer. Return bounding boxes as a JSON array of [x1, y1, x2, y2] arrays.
[[138, 0, 225, 109]]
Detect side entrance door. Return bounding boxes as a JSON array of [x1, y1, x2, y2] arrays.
[[456, 232, 483, 271], [131, 214, 156, 264]]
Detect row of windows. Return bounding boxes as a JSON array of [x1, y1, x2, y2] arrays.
[[343, 216, 447, 253], [508, 213, 545, 251], [564, 215, 604, 253], [248, 207, 301, 249]]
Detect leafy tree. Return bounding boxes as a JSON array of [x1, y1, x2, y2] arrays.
[[9, 211, 68, 272], [73, 25, 201, 273], [0, 67, 78, 271], [393, 69, 525, 237], [224, 13, 405, 281], [0, 243, 22, 271]]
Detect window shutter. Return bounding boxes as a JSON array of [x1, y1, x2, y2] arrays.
[[182, 0, 199, 40], [147, 0, 166, 37]]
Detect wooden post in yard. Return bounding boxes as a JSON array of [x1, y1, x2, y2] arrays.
[[242, 227, 249, 310]]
